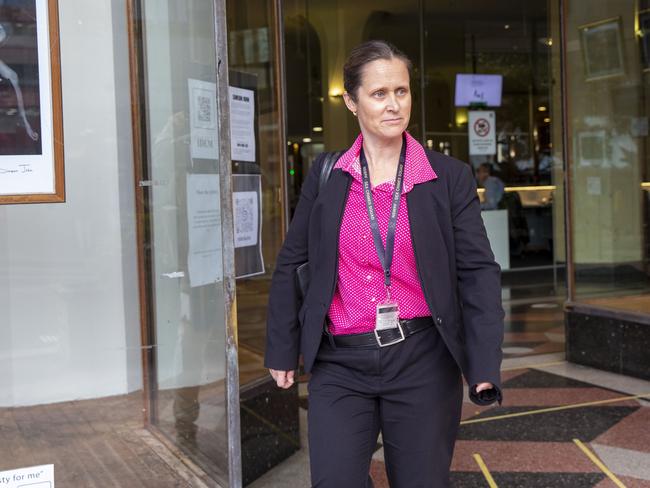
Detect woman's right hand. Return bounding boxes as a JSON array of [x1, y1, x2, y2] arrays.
[[269, 369, 295, 389]]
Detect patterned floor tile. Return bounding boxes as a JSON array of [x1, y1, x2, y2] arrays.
[[590, 444, 650, 481], [593, 475, 650, 487], [498, 387, 640, 408], [499, 368, 531, 383], [369, 460, 389, 487], [594, 407, 650, 453], [451, 441, 598, 472], [458, 406, 639, 442], [450, 471, 604, 487], [503, 369, 600, 389]]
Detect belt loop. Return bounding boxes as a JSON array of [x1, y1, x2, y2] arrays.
[[323, 318, 337, 349]]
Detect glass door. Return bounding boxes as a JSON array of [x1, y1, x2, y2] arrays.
[[129, 0, 239, 485]]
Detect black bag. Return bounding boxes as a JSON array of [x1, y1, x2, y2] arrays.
[[295, 151, 343, 300]]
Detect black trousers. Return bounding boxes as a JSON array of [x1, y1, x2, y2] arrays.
[[307, 325, 463, 488]]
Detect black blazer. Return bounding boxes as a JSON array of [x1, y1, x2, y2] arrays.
[[265, 150, 504, 403]]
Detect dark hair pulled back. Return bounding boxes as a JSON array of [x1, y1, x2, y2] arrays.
[[343, 40, 413, 102]]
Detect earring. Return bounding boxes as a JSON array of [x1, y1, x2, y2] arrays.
[[353, 111, 357, 117]]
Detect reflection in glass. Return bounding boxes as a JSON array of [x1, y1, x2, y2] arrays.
[[140, 0, 228, 482], [285, 0, 565, 297], [568, 1, 650, 309]]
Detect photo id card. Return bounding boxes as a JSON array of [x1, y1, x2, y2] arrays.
[[375, 301, 400, 331]]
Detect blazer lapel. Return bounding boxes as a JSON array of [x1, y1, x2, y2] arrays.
[[407, 180, 444, 316]]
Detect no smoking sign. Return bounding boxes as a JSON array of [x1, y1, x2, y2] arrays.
[[468, 111, 496, 155], [473, 117, 491, 137]]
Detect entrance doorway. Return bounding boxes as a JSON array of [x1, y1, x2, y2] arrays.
[[128, 0, 239, 485], [284, 0, 566, 306]]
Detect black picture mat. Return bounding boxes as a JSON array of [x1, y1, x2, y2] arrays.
[[0, 0, 42, 155]]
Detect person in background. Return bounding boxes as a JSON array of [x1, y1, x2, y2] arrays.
[[477, 162, 505, 210]]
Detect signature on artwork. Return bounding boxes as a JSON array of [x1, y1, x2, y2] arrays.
[[0, 164, 32, 174]]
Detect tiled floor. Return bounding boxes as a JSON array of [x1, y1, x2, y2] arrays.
[[4, 295, 648, 487], [250, 299, 650, 488], [249, 354, 650, 488]]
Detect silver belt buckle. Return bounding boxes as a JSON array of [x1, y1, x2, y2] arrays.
[[374, 322, 405, 347]]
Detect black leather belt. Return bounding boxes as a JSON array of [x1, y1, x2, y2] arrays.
[[323, 316, 434, 348]]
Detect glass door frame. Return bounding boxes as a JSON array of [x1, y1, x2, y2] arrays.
[[126, 0, 242, 485]]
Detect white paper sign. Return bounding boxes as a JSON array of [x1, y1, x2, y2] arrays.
[[188, 79, 218, 160], [229, 86, 256, 162], [468, 111, 496, 156], [587, 176, 602, 195], [232, 174, 265, 278], [0, 464, 54, 488], [186, 174, 223, 287], [233, 191, 259, 248]]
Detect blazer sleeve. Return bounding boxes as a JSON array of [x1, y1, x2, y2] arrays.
[[264, 154, 324, 371], [451, 163, 505, 405]]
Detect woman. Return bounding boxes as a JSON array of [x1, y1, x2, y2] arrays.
[[265, 40, 504, 487]]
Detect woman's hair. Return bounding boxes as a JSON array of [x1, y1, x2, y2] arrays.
[[343, 40, 413, 101]]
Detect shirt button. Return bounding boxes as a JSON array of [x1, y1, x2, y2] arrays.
[[371, 297, 376, 302], [366, 275, 372, 281]]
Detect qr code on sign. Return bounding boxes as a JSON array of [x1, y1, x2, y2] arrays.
[[197, 95, 212, 123], [235, 196, 255, 234]]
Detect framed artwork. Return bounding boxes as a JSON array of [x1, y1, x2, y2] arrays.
[[577, 130, 606, 167], [637, 4, 650, 71], [0, 0, 64, 204], [579, 17, 625, 81]]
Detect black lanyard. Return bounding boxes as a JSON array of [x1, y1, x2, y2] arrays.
[[359, 136, 406, 295]]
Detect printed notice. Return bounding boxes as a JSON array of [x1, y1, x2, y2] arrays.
[[468, 110, 496, 156], [232, 174, 264, 278], [188, 79, 219, 160], [186, 174, 223, 287], [233, 191, 259, 248], [229, 86, 256, 162], [0, 464, 54, 488]]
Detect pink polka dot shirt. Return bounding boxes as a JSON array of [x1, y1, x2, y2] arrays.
[[327, 131, 438, 335]]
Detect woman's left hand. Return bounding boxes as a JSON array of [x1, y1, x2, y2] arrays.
[[475, 382, 494, 392]]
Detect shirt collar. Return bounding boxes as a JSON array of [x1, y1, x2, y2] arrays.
[[334, 131, 437, 193]]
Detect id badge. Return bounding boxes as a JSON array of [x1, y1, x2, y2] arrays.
[[375, 300, 400, 331]]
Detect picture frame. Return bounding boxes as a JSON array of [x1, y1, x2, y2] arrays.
[[0, 0, 64, 204], [577, 130, 606, 167], [578, 17, 625, 81], [637, 2, 650, 71]]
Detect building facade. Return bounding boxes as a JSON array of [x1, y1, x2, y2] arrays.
[[0, 0, 648, 486]]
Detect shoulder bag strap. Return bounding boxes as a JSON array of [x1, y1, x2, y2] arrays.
[[318, 151, 344, 193]]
